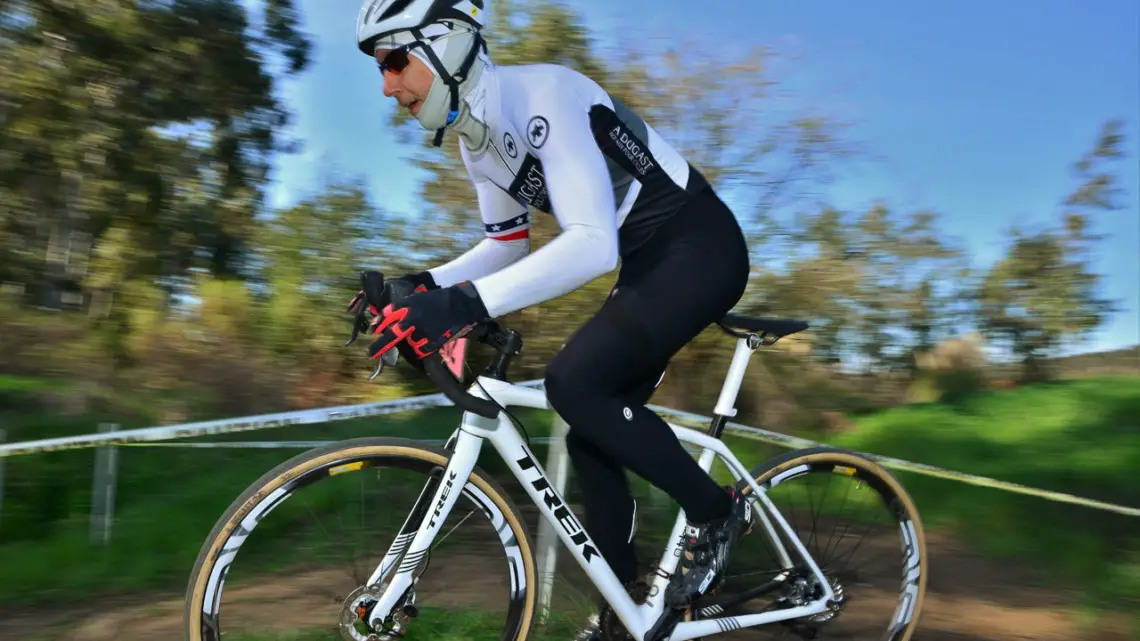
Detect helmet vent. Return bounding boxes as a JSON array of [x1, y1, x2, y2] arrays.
[[378, 0, 415, 22]]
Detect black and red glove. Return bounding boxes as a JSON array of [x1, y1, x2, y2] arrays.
[[367, 281, 490, 361], [346, 270, 438, 337]]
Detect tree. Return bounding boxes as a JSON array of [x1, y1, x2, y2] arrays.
[[0, 0, 312, 313], [745, 202, 963, 373], [974, 119, 1126, 379]]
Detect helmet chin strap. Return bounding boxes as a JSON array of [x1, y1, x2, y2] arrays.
[[408, 26, 486, 147]]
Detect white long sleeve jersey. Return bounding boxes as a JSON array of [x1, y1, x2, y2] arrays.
[[427, 62, 711, 319]]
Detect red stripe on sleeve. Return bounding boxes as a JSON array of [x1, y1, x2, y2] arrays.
[[491, 229, 529, 242]]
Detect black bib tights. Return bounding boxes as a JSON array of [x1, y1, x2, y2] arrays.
[[544, 184, 750, 584]]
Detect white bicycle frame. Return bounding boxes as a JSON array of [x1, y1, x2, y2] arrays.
[[363, 335, 836, 641]]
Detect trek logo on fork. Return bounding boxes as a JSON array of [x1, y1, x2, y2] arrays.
[[429, 470, 459, 529], [516, 448, 601, 563]]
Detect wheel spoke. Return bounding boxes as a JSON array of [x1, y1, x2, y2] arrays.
[[711, 450, 926, 641], [183, 439, 536, 641]]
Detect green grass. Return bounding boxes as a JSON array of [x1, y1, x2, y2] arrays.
[[823, 376, 1140, 619], [1, 374, 1138, 633], [0, 374, 71, 394], [0, 401, 557, 604], [704, 376, 1140, 629]]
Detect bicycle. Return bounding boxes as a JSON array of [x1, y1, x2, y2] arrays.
[[184, 272, 928, 641]]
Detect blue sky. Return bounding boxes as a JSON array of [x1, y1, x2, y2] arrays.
[[264, 0, 1139, 354]]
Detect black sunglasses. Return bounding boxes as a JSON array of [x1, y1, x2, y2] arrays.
[[377, 45, 413, 75]]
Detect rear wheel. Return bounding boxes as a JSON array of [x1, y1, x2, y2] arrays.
[[183, 436, 539, 641], [696, 446, 927, 640]]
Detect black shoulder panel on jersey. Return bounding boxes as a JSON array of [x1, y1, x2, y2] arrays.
[[589, 96, 708, 256]]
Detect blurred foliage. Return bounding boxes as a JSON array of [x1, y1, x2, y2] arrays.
[[0, 0, 1133, 432], [907, 332, 990, 404], [974, 120, 1128, 382]]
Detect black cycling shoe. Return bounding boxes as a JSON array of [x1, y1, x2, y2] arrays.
[[663, 486, 754, 609], [573, 578, 652, 641]]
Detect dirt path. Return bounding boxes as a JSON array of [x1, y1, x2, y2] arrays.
[[2, 530, 1124, 641]]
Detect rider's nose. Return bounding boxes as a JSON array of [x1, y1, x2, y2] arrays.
[[382, 71, 399, 98]]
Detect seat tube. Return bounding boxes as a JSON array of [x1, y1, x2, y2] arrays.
[[712, 335, 757, 418]]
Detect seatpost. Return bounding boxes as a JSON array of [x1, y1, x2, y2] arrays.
[[707, 333, 761, 438]]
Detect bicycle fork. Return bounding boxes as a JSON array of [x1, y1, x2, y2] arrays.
[[362, 429, 486, 634]]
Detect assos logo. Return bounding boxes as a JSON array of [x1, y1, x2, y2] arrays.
[[516, 448, 600, 563]]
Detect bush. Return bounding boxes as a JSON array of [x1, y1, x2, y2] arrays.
[[908, 332, 990, 404]]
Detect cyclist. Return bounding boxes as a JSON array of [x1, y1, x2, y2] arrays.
[[352, 0, 754, 635]]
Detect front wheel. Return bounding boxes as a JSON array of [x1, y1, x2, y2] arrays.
[[183, 436, 539, 641]]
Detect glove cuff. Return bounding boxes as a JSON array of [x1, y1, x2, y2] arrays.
[[405, 270, 439, 291], [455, 281, 490, 321]]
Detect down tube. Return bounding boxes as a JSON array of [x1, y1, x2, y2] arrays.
[[488, 426, 633, 604]]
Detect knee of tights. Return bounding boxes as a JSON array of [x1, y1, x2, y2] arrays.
[[563, 429, 602, 460], [544, 356, 590, 419]]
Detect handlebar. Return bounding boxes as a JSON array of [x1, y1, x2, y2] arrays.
[[421, 320, 522, 419], [345, 270, 523, 420]]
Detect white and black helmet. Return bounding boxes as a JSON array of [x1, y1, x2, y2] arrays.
[[356, 0, 487, 146], [356, 0, 484, 55]]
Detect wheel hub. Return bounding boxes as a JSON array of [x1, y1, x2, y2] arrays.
[[339, 584, 418, 641], [807, 574, 846, 624], [778, 570, 847, 638]]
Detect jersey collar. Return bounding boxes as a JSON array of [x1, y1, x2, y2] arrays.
[[455, 62, 499, 154]]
